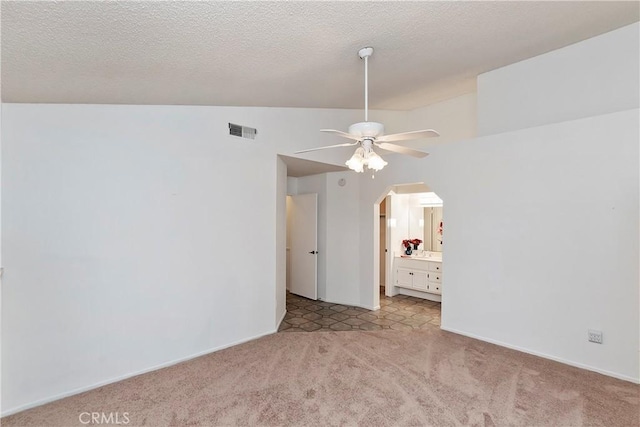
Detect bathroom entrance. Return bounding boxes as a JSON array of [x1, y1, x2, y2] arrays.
[[375, 183, 444, 325]]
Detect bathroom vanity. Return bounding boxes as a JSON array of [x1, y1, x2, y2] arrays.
[[393, 254, 442, 302]]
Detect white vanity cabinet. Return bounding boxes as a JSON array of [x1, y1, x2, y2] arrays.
[[394, 257, 442, 296], [396, 267, 428, 291], [426, 262, 442, 294]]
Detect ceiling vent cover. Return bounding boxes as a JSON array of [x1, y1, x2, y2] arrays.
[[229, 123, 257, 139]]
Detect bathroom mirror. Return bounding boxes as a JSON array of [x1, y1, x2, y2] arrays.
[[406, 192, 443, 252], [407, 207, 423, 242], [422, 206, 443, 252], [390, 187, 443, 253]]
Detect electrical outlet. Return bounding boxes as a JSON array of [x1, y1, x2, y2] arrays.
[[588, 329, 603, 344]]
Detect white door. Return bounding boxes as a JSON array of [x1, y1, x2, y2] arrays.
[[289, 193, 318, 300]]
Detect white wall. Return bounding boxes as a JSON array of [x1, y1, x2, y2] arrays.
[[286, 176, 298, 196], [285, 176, 296, 292], [275, 157, 287, 326], [287, 171, 363, 307], [389, 193, 409, 256], [406, 93, 477, 146], [440, 110, 638, 382], [389, 193, 412, 256], [358, 109, 639, 381], [324, 171, 361, 306], [0, 103, 374, 414], [478, 22, 640, 136]]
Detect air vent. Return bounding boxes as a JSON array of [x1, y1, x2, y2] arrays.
[[229, 123, 257, 139]]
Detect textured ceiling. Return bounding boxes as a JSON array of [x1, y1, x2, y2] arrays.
[[2, 1, 638, 110]]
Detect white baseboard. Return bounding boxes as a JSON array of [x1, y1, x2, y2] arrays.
[[352, 302, 379, 311], [1, 329, 278, 417], [397, 287, 441, 302], [440, 326, 640, 384]]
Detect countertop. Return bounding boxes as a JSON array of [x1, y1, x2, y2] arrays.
[[397, 255, 442, 263]]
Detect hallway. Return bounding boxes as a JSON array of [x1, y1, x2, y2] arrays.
[[278, 291, 441, 332]]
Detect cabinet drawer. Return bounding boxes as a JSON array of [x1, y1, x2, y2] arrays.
[[429, 273, 442, 283], [429, 284, 442, 295], [428, 262, 442, 272]]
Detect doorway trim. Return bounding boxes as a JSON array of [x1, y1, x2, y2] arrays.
[[372, 186, 395, 311]]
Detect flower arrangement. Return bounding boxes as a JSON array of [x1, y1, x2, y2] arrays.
[[402, 238, 423, 249]]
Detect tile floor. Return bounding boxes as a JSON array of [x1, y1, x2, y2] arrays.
[[278, 288, 441, 332]]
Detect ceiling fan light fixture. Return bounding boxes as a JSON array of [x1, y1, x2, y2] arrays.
[[346, 147, 365, 172], [366, 150, 388, 171], [294, 45, 437, 165], [345, 146, 388, 173]]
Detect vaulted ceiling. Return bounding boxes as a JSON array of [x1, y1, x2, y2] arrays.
[[2, 1, 638, 110]]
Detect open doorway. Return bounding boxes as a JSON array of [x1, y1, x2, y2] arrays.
[[375, 183, 444, 327]]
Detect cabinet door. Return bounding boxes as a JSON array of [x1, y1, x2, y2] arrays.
[[396, 268, 413, 289], [412, 270, 429, 291]]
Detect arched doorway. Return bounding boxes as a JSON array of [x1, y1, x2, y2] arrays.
[[374, 183, 444, 328]]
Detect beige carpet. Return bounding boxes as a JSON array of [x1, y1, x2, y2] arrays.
[[3, 329, 639, 426]]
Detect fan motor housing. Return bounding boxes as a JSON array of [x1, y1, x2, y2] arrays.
[[348, 121, 384, 138]]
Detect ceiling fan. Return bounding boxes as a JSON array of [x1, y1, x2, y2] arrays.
[[295, 46, 439, 173]]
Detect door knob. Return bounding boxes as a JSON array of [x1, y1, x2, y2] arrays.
[[309, 250, 317, 254]]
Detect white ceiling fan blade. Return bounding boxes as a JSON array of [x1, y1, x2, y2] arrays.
[[376, 142, 429, 158], [320, 129, 361, 141], [295, 141, 359, 154], [377, 129, 440, 142]]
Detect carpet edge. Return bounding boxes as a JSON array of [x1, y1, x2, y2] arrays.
[[441, 325, 640, 384]]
